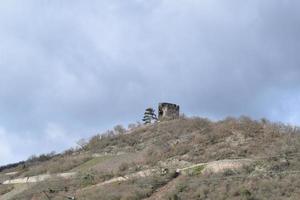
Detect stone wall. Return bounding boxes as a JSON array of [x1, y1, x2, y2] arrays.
[[158, 103, 180, 120]]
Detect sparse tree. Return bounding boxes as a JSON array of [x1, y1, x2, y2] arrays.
[[142, 107, 158, 124]]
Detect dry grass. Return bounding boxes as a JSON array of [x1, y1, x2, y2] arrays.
[[164, 172, 300, 200], [21, 154, 91, 177], [77, 173, 176, 200], [0, 184, 14, 195], [5, 116, 300, 199]]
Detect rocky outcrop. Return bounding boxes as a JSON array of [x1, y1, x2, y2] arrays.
[[158, 103, 180, 120]]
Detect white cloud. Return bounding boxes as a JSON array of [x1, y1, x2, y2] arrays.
[[0, 124, 81, 166], [45, 122, 76, 147], [1, 0, 300, 165], [45, 123, 66, 140]]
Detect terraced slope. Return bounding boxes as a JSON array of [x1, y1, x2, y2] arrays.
[[1, 116, 300, 199]]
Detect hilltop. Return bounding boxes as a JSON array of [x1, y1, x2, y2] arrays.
[[1, 116, 300, 200]]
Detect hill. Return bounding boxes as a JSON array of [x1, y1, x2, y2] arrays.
[[1, 116, 300, 200]]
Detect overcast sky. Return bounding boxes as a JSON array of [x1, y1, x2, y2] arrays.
[[0, 0, 300, 165]]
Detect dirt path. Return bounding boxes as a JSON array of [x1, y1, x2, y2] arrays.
[[178, 159, 253, 175], [1, 158, 253, 188], [80, 169, 156, 193], [2, 172, 76, 185], [143, 159, 253, 199]]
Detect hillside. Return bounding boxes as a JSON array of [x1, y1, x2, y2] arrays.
[[1, 116, 300, 200]]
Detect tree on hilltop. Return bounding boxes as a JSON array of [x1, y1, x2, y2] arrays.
[[142, 107, 158, 124]]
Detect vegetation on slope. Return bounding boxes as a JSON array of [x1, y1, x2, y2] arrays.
[[1, 116, 300, 199]]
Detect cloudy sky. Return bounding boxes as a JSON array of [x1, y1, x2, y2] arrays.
[[0, 0, 300, 165]]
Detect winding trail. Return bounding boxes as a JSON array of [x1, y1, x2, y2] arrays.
[[0, 158, 254, 200], [1, 159, 253, 185], [1, 172, 76, 185]]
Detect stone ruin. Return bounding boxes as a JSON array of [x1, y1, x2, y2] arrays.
[[158, 102, 180, 121]]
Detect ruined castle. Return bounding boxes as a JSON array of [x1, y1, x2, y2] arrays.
[[158, 102, 180, 120]]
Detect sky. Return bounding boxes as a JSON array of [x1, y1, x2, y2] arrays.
[[0, 0, 300, 165]]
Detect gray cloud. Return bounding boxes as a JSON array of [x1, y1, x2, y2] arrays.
[[0, 0, 300, 165]]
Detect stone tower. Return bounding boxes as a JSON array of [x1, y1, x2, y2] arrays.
[[158, 103, 180, 120]]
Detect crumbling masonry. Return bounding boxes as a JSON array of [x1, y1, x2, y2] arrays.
[[158, 103, 180, 120]]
